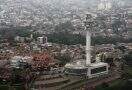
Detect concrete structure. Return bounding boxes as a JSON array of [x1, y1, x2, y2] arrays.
[[10, 56, 32, 68], [37, 36, 48, 44], [86, 31, 91, 65], [64, 14, 108, 78], [10, 56, 22, 68], [98, 0, 112, 10], [65, 61, 108, 78], [14, 36, 25, 42]]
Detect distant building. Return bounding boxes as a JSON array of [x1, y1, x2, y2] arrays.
[[37, 36, 47, 44], [14, 36, 25, 42], [32, 44, 41, 51], [10, 56, 32, 68]]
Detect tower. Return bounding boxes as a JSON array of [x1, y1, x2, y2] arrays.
[[84, 14, 93, 65], [86, 31, 91, 65], [64, 14, 109, 78]]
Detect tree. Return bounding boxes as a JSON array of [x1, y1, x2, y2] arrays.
[[123, 51, 132, 66], [56, 54, 71, 66], [54, 21, 75, 33], [122, 80, 132, 90]]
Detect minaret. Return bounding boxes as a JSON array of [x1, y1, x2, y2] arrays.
[[85, 14, 93, 66], [86, 31, 91, 65]]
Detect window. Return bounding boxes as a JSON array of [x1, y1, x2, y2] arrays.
[[65, 68, 87, 75], [91, 66, 107, 74]]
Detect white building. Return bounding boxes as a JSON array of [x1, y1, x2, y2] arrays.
[[14, 36, 25, 42], [37, 36, 47, 44], [64, 31, 109, 78], [64, 14, 109, 78], [98, 0, 112, 10], [10, 56, 32, 68]]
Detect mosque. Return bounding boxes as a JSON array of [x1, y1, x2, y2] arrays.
[[64, 14, 109, 78]]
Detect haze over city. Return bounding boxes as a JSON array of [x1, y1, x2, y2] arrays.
[[0, 0, 132, 90]]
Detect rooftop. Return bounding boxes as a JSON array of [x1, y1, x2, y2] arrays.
[[65, 60, 108, 69], [90, 62, 108, 67]]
